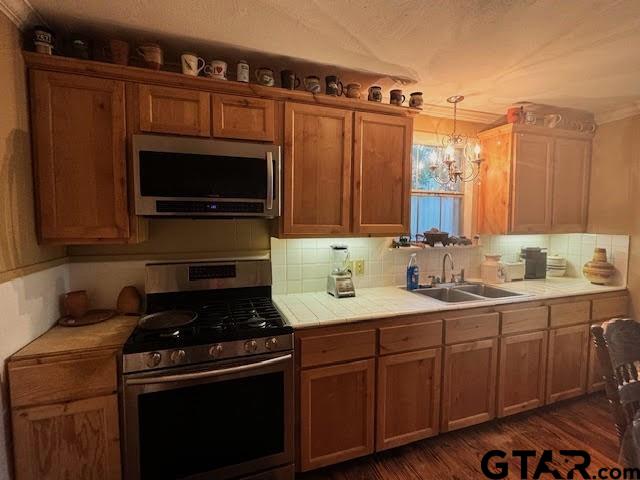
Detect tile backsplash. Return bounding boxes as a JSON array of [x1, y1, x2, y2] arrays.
[[271, 237, 482, 294], [481, 233, 629, 286], [272, 233, 630, 294]]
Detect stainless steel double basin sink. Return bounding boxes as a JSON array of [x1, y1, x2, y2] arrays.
[[410, 283, 524, 303]]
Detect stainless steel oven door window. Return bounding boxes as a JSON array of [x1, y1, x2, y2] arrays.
[[133, 134, 281, 217], [123, 352, 294, 480]]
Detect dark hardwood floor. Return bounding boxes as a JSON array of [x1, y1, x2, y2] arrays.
[[297, 394, 621, 479]]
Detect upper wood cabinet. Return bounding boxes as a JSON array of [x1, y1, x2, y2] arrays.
[[138, 84, 211, 136], [212, 94, 275, 142], [283, 103, 353, 235], [477, 124, 592, 234], [299, 359, 375, 471], [353, 112, 412, 234], [30, 70, 130, 243]]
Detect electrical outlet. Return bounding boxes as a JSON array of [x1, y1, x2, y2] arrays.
[[354, 259, 365, 276]]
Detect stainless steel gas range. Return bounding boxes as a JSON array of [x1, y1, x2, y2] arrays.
[[121, 259, 294, 480]]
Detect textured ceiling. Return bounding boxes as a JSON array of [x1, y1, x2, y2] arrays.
[[27, 0, 640, 116]]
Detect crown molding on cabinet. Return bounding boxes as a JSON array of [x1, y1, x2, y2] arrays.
[[0, 0, 43, 30], [595, 102, 640, 125], [420, 104, 502, 126]]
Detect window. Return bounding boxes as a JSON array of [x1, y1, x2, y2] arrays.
[[410, 143, 463, 238]]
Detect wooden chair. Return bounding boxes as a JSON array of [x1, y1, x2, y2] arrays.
[[591, 319, 640, 444]]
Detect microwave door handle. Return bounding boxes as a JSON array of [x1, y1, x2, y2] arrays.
[[266, 151, 274, 211], [126, 354, 291, 385]]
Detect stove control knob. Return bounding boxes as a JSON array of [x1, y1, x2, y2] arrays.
[[265, 337, 278, 350], [146, 352, 162, 368], [244, 340, 258, 353], [209, 344, 223, 358], [170, 349, 186, 364]]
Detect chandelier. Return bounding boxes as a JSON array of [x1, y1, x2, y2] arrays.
[[428, 95, 483, 187]]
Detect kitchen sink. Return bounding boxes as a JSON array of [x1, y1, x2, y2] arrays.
[[411, 283, 525, 303], [453, 284, 523, 298]]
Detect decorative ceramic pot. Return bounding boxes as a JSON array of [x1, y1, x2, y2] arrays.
[[583, 248, 615, 285], [116, 285, 142, 315]]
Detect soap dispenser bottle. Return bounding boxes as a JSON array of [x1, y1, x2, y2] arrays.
[[406, 253, 420, 290]]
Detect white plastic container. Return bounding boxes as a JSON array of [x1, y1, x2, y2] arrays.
[[481, 254, 505, 284]]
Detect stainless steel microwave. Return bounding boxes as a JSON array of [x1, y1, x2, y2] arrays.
[[132, 134, 281, 217]]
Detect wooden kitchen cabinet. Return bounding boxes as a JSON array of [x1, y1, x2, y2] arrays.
[[498, 331, 548, 417], [353, 112, 412, 235], [212, 94, 275, 141], [441, 338, 498, 432], [283, 103, 353, 235], [138, 84, 211, 136], [546, 324, 590, 404], [376, 348, 441, 450], [299, 359, 375, 471], [30, 70, 130, 243], [12, 394, 121, 480], [477, 124, 593, 234], [588, 323, 606, 393]]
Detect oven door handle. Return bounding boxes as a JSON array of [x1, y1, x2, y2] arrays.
[[126, 354, 292, 385], [266, 151, 274, 211]]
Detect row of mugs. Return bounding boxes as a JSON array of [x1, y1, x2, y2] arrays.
[[507, 107, 597, 133]]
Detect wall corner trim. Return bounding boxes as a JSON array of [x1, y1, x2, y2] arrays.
[[0, 0, 43, 30], [595, 102, 640, 125]]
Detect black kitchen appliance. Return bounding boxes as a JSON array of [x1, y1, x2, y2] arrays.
[[122, 259, 294, 480], [520, 247, 548, 279]]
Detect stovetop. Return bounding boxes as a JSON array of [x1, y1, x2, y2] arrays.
[[123, 290, 292, 354]]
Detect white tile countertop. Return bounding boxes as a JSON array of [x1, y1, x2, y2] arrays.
[[273, 278, 627, 329]]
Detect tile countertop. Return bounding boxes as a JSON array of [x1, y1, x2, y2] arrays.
[[273, 278, 627, 329]]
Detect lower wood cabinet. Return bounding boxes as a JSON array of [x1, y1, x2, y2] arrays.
[[497, 331, 548, 417], [441, 339, 498, 432], [546, 324, 589, 404], [12, 394, 121, 480], [588, 323, 606, 393], [299, 359, 375, 471], [376, 348, 441, 451]]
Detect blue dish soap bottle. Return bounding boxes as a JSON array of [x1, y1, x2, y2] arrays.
[[406, 253, 420, 290]]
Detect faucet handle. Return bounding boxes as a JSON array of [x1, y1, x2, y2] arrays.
[[427, 275, 440, 286]]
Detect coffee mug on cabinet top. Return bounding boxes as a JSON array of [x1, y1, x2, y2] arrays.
[[409, 91, 423, 109], [137, 43, 163, 70], [205, 60, 228, 80], [506, 106, 523, 123], [33, 25, 54, 55], [106, 39, 130, 65], [345, 83, 362, 99], [368, 85, 382, 102], [280, 70, 300, 90], [570, 120, 597, 133], [524, 110, 537, 125], [255, 67, 275, 86], [325, 76, 344, 96], [544, 113, 563, 129], [303, 76, 321, 93], [181, 53, 205, 76], [389, 89, 405, 106]]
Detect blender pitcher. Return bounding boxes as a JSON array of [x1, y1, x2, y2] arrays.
[[330, 244, 351, 275]]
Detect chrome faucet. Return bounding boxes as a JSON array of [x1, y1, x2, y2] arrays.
[[442, 253, 455, 284]]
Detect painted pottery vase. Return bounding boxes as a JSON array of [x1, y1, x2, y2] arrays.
[[583, 248, 615, 285]]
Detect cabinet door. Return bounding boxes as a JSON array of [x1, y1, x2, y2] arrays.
[[546, 324, 589, 404], [299, 359, 374, 471], [551, 137, 591, 232], [30, 70, 129, 243], [588, 324, 606, 393], [138, 84, 210, 136], [441, 339, 498, 432], [376, 348, 441, 451], [283, 103, 353, 235], [498, 331, 548, 417], [12, 394, 121, 480], [212, 94, 275, 141], [353, 112, 412, 234], [511, 133, 553, 233]]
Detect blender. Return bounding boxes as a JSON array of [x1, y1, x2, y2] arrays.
[[327, 244, 356, 298]]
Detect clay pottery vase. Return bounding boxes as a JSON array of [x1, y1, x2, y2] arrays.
[[64, 290, 89, 319], [583, 248, 616, 285], [117, 286, 142, 315]]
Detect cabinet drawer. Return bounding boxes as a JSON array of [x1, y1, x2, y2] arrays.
[[592, 295, 629, 321], [445, 313, 499, 344], [9, 351, 118, 408], [379, 321, 442, 355], [501, 306, 548, 335], [212, 94, 275, 141], [549, 300, 591, 327], [300, 330, 376, 368]]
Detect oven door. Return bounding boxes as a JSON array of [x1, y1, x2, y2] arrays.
[[133, 134, 281, 218], [122, 352, 294, 480]]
